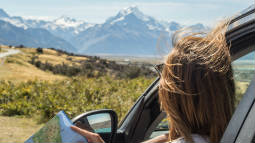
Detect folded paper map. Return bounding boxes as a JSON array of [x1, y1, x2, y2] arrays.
[[25, 111, 87, 143]]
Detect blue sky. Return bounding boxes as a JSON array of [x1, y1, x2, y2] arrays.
[[0, 0, 253, 25]]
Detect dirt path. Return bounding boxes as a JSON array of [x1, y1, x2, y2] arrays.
[[0, 49, 20, 58], [0, 49, 20, 66]]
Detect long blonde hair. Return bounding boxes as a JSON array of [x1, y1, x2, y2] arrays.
[[159, 21, 235, 143]]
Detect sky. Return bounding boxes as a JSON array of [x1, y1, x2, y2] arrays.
[[87, 113, 111, 125], [0, 0, 253, 25]]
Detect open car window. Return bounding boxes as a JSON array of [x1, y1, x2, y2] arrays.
[[232, 51, 255, 105], [147, 50, 255, 140]]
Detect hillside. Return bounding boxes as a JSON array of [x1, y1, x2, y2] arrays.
[[0, 46, 67, 82], [0, 45, 156, 82]]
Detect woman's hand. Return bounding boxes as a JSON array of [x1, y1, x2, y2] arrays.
[[71, 125, 105, 143]]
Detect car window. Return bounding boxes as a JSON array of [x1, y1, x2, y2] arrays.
[[148, 51, 255, 139], [232, 51, 255, 106]]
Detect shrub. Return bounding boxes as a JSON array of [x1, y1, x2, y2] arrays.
[[36, 47, 43, 54], [17, 45, 25, 48], [29, 55, 157, 78], [35, 60, 42, 68], [0, 77, 155, 122]]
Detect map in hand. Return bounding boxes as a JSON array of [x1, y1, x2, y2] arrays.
[[25, 111, 87, 143]]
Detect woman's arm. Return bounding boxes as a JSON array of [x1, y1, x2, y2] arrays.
[[71, 126, 105, 143], [142, 133, 169, 143], [71, 126, 169, 143]]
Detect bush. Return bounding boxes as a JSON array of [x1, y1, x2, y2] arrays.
[[17, 45, 25, 48], [36, 47, 43, 54], [29, 55, 157, 78], [35, 60, 42, 68], [0, 77, 155, 122]]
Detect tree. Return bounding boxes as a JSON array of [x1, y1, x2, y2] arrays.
[[18, 45, 24, 48], [36, 47, 43, 54]]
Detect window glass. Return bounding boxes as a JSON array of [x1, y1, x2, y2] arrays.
[[232, 51, 255, 106]]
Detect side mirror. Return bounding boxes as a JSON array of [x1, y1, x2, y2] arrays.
[[72, 109, 118, 143]]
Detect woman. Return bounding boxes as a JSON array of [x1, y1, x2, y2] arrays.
[[71, 21, 235, 143]]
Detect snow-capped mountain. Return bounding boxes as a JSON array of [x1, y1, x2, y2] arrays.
[[167, 21, 182, 31], [0, 7, 208, 56], [0, 20, 75, 51], [74, 6, 176, 55], [106, 6, 164, 31], [0, 8, 9, 18], [0, 10, 93, 45]]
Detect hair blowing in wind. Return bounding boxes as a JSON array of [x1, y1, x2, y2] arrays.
[[159, 21, 235, 143]]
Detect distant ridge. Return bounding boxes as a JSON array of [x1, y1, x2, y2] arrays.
[[0, 8, 9, 17], [0, 7, 208, 56], [0, 20, 75, 52]]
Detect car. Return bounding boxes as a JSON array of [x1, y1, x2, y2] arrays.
[[72, 5, 255, 143]]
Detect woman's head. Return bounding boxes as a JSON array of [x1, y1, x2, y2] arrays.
[[159, 21, 235, 143]]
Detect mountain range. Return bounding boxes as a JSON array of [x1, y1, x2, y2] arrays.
[[0, 6, 208, 56]]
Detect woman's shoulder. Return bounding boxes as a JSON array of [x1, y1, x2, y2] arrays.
[[169, 134, 209, 143]]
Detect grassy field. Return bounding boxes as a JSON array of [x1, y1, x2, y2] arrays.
[[0, 46, 94, 82], [0, 116, 43, 142], [21, 48, 88, 66], [0, 60, 66, 82], [0, 46, 72, 82], [0, 48, 7, 53]]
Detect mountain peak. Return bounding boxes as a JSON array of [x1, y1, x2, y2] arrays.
[[168, 21, 181, 31], [106, 6, 150, 25], [56, 15, 77, 22], [189, 23, 205, 29], [118, 6, 149, 21], [54, 15, 84, 27], [119, 6, 140, 15], [0, 8, 9, 18]]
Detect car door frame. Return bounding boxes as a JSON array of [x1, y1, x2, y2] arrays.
[[233, 77, 255, 143]]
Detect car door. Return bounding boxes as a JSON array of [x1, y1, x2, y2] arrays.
[[221, 5, 255, 143], [112, 5, 255, 143], [228, 77, 255, 143]]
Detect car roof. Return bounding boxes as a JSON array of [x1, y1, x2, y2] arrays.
[[226, 4, 255, 60]]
